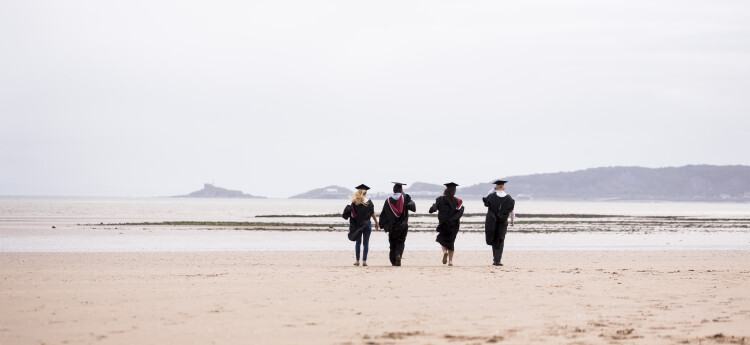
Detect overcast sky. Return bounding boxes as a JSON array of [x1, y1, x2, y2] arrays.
[[1, 0, 748, 198]]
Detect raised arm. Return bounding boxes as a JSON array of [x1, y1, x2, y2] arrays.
[[483, 189, 495, 207], [406, 196, 416, 212]]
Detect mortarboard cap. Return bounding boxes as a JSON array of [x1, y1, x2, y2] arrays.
[[493, 180, 508, 185], [444, 182, 459, 187], [355, 184, 370, 190], [391, 182, 407, 186]]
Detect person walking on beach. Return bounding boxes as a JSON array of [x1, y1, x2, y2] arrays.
[[483, 180, 515, 266], [342, 184, 377, 266], [378, 182, 416, 266], [429, 182, 465, 266]]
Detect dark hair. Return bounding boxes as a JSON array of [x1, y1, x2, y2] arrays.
[[444, 186, 456, 200], [393, 184, 403, 193]]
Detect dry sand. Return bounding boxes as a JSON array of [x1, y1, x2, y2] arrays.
[[1, 250, 749, 345]]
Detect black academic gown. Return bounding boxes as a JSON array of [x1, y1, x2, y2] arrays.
[[483, 192, 515, 245], [378, 194, 416, 265], [429, 196, 464, 251], [342, 200, 375, 241]]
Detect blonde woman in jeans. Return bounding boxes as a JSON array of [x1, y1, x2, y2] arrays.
[[345, 184, 378, 266]]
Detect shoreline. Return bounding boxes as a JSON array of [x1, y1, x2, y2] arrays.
[[3, 228, 750, 252]]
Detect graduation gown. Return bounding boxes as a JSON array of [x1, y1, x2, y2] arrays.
[[379, 194, 416, 265], [342, 200, 375, 241], [429, 196, 464, 251], [482, 192, 515, 245], [378, 194, 416, 240]]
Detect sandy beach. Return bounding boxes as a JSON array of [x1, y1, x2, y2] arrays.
[[1, 250, 748, 345]]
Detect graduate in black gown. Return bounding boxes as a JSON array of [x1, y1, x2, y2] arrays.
[[378, 182, 416, 266], [429, 182, 465, 266], [483, 180, 516, 266], [342, 184, 378, 266]]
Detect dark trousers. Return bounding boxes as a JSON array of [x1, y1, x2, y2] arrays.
[[355, 222, 372, 261], [388, 239, 405, 265], [492, 219, 509, 264], [388, 230, 407, 266]]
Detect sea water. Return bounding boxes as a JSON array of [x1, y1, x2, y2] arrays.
[[1, 197, 749, 252]]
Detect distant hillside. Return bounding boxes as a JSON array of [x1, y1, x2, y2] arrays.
[[459, 165, 750, 201], [408, 182, 445, 199], [290, 185, 352, 199], [293, 182, 444, 200], [367, 182, 445, 200], [176, 184, 264, 198]]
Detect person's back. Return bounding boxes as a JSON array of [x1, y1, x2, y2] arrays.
[[344, 184, 377, 267], [483, 190, 515, 218], [429, 182, 464, 266], [379, 182, 415, 266], [483, 180, 515, 266]]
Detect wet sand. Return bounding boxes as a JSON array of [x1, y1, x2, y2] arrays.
[[1, 250, 749, 345]]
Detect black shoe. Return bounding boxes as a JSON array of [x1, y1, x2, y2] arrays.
[[395, 255, 401, 266], [493, 262, 504, 266]]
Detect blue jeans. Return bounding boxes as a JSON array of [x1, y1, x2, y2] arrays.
[[355, 221, 372, 261]]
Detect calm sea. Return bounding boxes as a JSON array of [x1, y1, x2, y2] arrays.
[[1, 197, 749, 252]]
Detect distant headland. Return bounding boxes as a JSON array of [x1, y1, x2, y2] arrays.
[[293, 165, 750, 201], [289, 185, 351, 199], [174, 183, 265, 199], [459, 164, 750, 201]]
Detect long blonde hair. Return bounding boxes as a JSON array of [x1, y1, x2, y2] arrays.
[[351, 189, 368, 205]]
